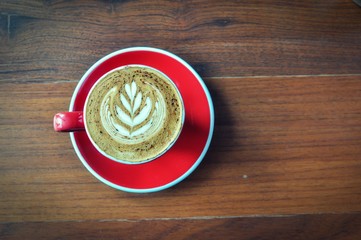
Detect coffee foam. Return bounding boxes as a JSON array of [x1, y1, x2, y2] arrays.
[[85, 66, 183, 163]]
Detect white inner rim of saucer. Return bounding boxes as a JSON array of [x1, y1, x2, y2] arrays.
[[69, 47, 214, 193]]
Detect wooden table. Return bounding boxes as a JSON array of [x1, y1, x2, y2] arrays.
[[1, 1, 361, 239]]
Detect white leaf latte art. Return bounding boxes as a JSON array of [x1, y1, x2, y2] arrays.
[[84, 66, 184, 163], [100, 80, 166, 144]]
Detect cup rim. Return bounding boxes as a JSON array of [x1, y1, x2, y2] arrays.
[[83, 64, 185, 164]]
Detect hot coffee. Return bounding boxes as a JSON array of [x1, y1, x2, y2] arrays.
[[84, 66, 184, 163]]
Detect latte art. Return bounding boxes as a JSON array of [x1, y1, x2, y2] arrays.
[[85, 66, 184, 163], [101, 81, 166, 144]]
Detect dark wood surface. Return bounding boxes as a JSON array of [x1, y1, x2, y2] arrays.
[[1, 0, 361, 239], [1, 214, 361, 240]]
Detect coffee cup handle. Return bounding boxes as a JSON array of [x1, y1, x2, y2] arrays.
[[53, 111, 85, 132]]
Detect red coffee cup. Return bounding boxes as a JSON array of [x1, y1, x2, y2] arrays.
[[54, 65, 185, 164]]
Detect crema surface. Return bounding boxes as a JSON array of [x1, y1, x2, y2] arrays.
[[85, 66, 183, 163]]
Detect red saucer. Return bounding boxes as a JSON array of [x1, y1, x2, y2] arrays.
[[69, 47, 214, 193]]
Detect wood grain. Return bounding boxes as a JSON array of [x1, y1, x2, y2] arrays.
[[1, 0, 361, 82], [1, 75, 361, 223], [1, 0, 361, 239], [1, 214, 361, 240]]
